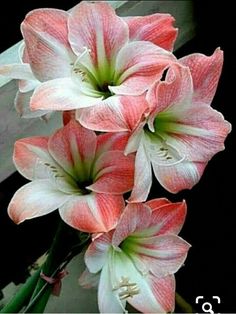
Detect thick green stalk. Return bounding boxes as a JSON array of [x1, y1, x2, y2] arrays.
[[175, 292, 196, 313], [0, 268, 41, 313]]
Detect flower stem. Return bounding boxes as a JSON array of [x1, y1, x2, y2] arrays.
[[0, 268, 41, 313], [175, 292, 196, 313]]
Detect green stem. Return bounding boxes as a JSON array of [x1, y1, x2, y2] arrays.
[[175, 292, 196, 313], [0, 268, 41, 313]]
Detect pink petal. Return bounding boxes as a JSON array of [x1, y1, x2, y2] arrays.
[[15, 91, 51, 118], [147, 62, 193, 123], [111, 41, 176, 96], [21, 9, 75, 81], [8, 180, 69, 224], [30, 78, 103, 111], [145, 200, 187, 236], [85, 232, 112, 273], [48, 120, 96, 179], [79, 268, 100, 289], [68, 2, 128, 66], [112, 203, 152, 247], [59, 193, 125, 233], [96, 132, 129, 157], [77, 94, 148, 132], [13, 136, 53, 180], [180, 48, 224, 106], [128, 140, 153, 202], [130, 234, 190, 277], [0, 63, 36, 80], [152, 160, 207, 193], [129, 274, 175, 313], [124, 13, 177, 51], [88, 151, 134, 195]]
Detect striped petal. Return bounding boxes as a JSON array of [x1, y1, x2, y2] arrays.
[[124, 13, 177, 51], [59, 193, 125, 233], [21, 9, 75, 81], [68, 2, 128, 68], [8, 180, 69, 224]]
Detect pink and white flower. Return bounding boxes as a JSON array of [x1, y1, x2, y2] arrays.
[[8, 120, 134, 233], [79, 199, 190, 313], [0, 1, 176, 119], [83, 49, 231, 200]]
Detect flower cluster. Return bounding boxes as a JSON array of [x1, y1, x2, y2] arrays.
[[0, 1, 231, 313]]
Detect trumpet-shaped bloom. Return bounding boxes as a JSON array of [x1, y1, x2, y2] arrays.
[[85, 49, 231, 200], [0, 2, 176, 119], [8, 120, 135, 233], [79, 199, 190, 313]]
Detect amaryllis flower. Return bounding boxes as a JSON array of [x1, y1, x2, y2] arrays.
[[0, 1, 176, 119], [79, 199, 190, 313], [8, 120, 134, 233], [82, 49, 231, 200]]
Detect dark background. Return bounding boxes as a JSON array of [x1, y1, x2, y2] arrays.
[[0, 1, 235, 313]]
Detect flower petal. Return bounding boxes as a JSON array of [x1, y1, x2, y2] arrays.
[[59, 193, 124, 233], [128, 273, 175, 313], [128, 138, 153, 202], [13, 136, 53, 180], [0, 63, 36, 80], [79, 268, 100, 289], [129, 234, 190, 277], [111, 41, 176, 96], [77, 94, 148, 132], [15, 91, 51, 118], [21, 9, 75, 81], [8, 180, 69, 224], [89, 151, 134, 195], [112, 203, 152, 247], [152, 159, 207, 193], [30, 78, 103, 111], [124, 13, 177, 51], [180, 48, 223, 105], [144, 200, 187, 236], [85, 232, 112, 273], [98, 261, 125, 313], [48, 120, 96, 180], [68, 2, 128, 68], [96, 132, 129, 157]]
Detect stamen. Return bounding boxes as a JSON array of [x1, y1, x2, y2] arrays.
[[113, 277, 140, 300]]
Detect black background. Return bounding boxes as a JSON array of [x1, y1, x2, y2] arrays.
[[0, 1, 235, 312]]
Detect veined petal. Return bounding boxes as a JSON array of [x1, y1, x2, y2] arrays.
[[77, 94, 148, 132], [111, 41, 176, 96], [89, 151, 134, 195], [128, 138, 152, 202], [21, 9, 75, 81], [124, 13, 177, 51], [96, 132, 129, 158], [0, 63, 36, 80], [152, 159, 207, 193], [68, 2, 129, 68], [15, 91, 51, 118], [30, 78, 103, 111], [79, 268, 100, 289], [48, 120, 96, 180], [129, 234, 190, 277], [147, 63, 193, 123], [13, 136, 53, 180], [85, 232, 112, 273], [128, 273, 175, 313], [180, 48, 223, 106], [59, 193, 124, 233], [18, 78, 39, 93], [144, 200, 187, 236], [8, 180, 69, 224], [112, 203, 152, 247], [124, 124, 145, 155]]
